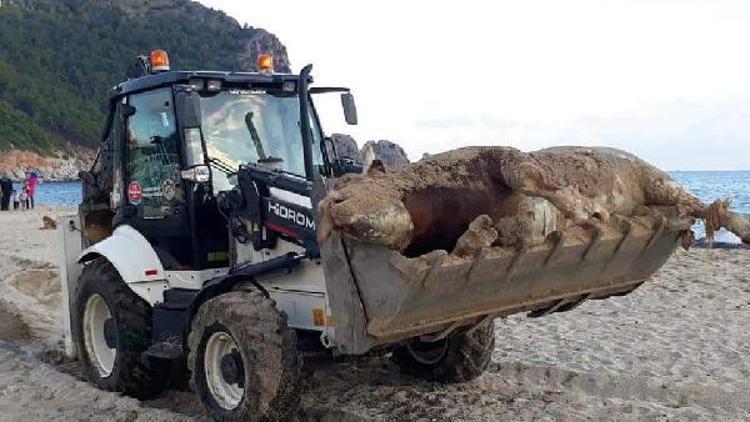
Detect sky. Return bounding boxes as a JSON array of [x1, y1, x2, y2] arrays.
[[198, 0, 750, 170]]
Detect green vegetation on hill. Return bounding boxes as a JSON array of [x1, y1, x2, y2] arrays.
[[0, 100, 58, 153], [0, 0, 290, 153]]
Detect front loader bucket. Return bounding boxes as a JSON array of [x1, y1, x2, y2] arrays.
[[321, 215, 690, 355]]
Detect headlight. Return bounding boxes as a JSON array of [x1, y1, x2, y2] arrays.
[[206, 80, 222, 92], [188, 79, 205, 91]]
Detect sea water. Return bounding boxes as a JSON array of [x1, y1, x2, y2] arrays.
[[19, 171, 750, 242], [12, 181, 83, 208]]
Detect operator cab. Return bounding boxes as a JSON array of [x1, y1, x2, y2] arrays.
[[80, 50, 358, 272]]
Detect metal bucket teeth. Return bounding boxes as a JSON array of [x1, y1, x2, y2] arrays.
[[321, 215, 691, 355]]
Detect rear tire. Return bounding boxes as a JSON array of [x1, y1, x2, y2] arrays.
[[391, 319, 495, 383], [187, 291, 301, 421], [72, 259, 168, 398]]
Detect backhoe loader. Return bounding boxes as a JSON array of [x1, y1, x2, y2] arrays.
[[58, 50, 687, 420]]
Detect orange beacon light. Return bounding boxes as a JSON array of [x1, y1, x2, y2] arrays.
[[150, 50, 170, 72]]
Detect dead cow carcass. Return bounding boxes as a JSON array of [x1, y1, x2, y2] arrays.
[[321, 146, 707, 255], [317, 146, 748, 351]]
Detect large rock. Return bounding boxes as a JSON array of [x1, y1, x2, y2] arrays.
[[329, 134, 360, 160], [328, 136, 411, 171], [359, 140, 410, 170]]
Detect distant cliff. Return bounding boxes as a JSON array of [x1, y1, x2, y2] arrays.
[[0, 0, 290, 179], [330, 134, 410, 170], [360, 140, 410, 169], [0, 149, 94, 181]]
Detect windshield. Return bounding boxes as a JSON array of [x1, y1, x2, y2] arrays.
[[199, 89, 322, 192]]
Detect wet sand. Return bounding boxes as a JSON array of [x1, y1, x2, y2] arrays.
[[0, 207, 748, 421]]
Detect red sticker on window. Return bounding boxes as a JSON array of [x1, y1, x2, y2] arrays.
[[127, 181, 142, 205]]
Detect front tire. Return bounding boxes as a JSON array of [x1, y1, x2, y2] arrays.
[[391, 319, 495, 383], [72, 259, 168, 398], [187, 291, 301, 421]]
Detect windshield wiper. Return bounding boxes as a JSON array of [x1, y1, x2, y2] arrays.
[[244, 112, 267, 160]]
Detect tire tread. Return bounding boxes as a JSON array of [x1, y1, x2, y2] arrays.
[[72, 258, 168, 399], [187, 290, 301, 421]]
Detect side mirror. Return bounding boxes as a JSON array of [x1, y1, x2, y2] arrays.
[[175, 89, 202, 129], [183, 127, 205, 168], [341, 92, 358, 125], [175, 88, 206, 169]]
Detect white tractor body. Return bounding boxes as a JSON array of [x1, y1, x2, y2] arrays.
[[59, 214, 333, 359]]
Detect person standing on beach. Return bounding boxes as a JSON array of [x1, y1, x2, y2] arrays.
[[0, 176, 12, 211], [12, 189, 19, 210], [20, 186, 28, 210], [25, 171, 38, 209]]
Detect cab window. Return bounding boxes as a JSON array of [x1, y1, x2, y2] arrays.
[[200, 90, 323, 192], [126, 88, 184, 219]]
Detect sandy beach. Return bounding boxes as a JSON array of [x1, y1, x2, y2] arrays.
[[0, 207, 748, 421]]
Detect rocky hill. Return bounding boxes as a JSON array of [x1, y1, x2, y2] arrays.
[[330, 134, 410, 170], [360, 140, 410, 169], [0, 0, 289, 179], [0, 149, 93, 181]]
